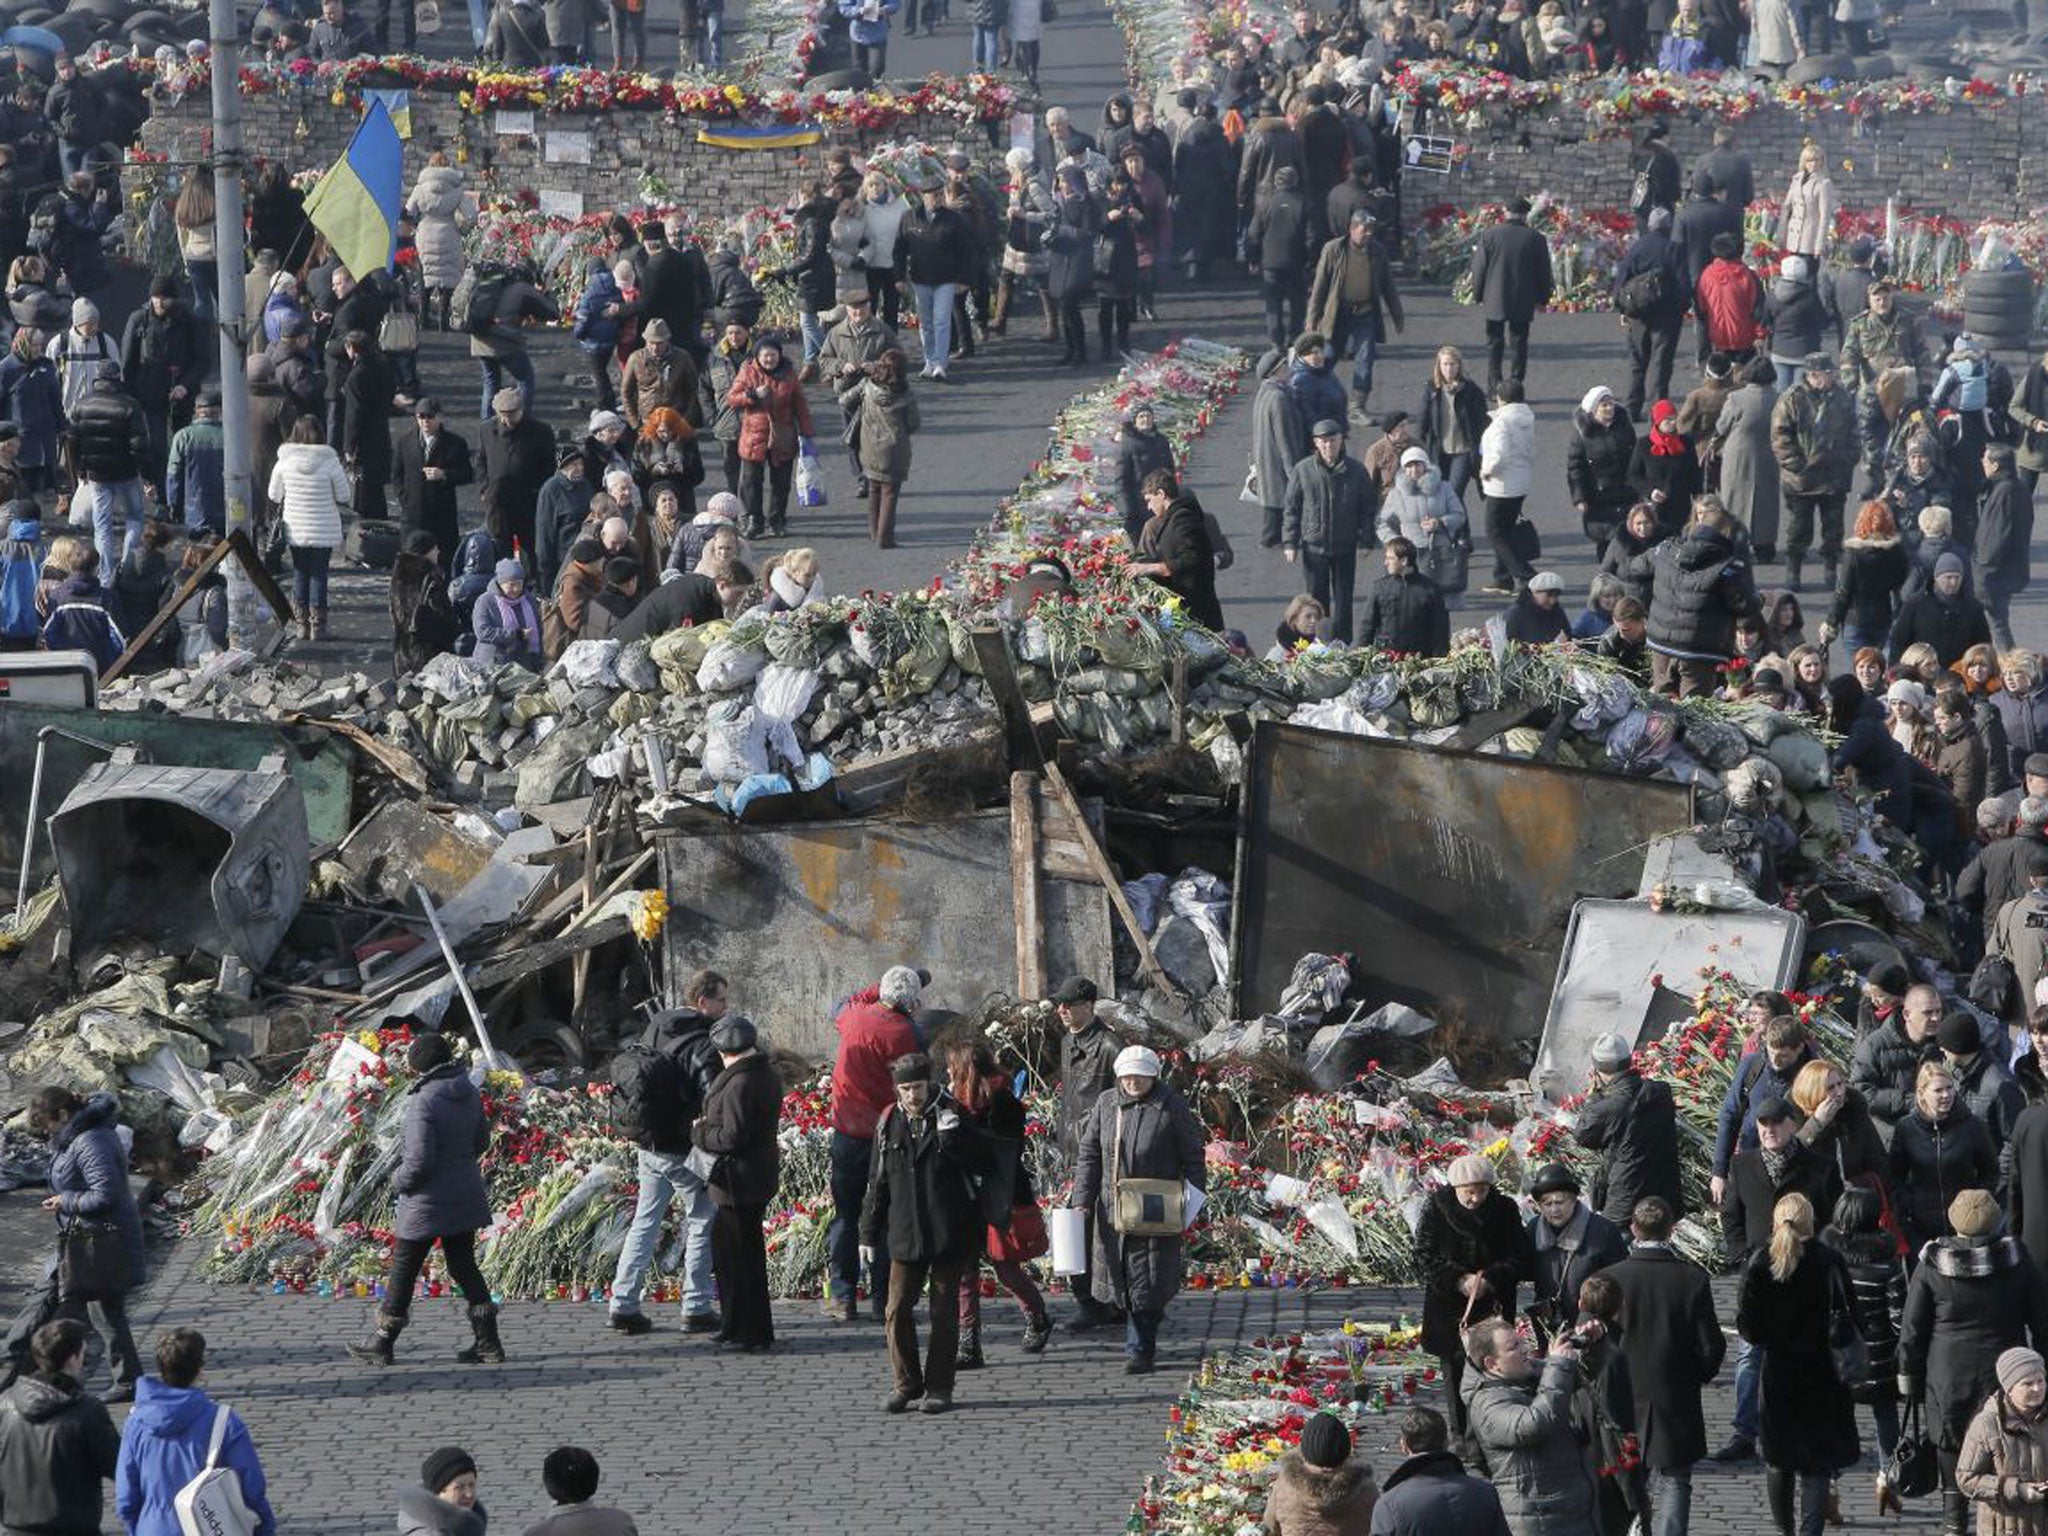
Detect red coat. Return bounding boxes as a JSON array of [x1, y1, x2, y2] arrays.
[[1695, 257, 1766, 354], [725, 358, 815, 465], [829, 986, 920, 1138]]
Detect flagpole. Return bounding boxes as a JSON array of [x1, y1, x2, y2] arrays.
[[209, 0, 258, 645]]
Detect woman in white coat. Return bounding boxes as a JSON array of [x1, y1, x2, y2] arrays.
[[405, 153, 477, 331], [267, 417, 351, 641], [1479, 378, 1538, 593], [1779, 143, 1837, 262]]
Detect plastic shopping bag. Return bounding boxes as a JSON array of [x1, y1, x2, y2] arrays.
[[793, 437, 828, 508]]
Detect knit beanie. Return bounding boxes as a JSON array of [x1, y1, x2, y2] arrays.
[[406, 1032, 453, 1075], [421, 1446, 476, 1493], [1999, 1347, 2046, 1392], [1950, 1188, 2002, 1238], [1299, 1411, 1352, 1469]]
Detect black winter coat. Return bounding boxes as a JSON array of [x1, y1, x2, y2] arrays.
[[1359, 569, 1450, 656], [1977, 469, 2034, 600], [783, 198, 839, 310], [1368, 1451, 1512, 1536], [1057, 1019, 1122, 1161], [1603, 1247, 1725, 1469], [1849, 1019, 1940, 1133], [1828, 535, 1909, 635], [1901, 1234, 2048, 1450], [1614, 230, 1688, 325], [1736, 1243, 1862, 1474], [1889, 591, 1994, 674], [1889, 1105, 1999, 1250], [641, 242, 710, 345], [1281, 450, 1374, 558], [1415, 378, 1489, 459], [859, 1094, 991, 1263], [393, 1061, 492, 1241], [1140, 494, 1224, 630], [2005, 1102, 2048, 1276], [692, 1050, 782, 1207], [1567, 409, 1638, 542], [389, 554, 461, 675], [479, 415, 557, 548], [1116, 426, 1175, 531], [634, 1006, 723, 1155], [0, 1373, 119, 1536], [1045, 194, 1099, 303], [901, 202, 972, 289], [1575, 1070, 1684, 1225], [1526, 1204, 1628, 1330], [1721, 1139, 1844, 1267], [1468, 217, 1554, 325], [1627, 438, 1702, 534], [1645, 524, 1753, 662], [1248, 175, 1312, 274], [1503, 592, 1571, 646], [68, 382, 148, 484], [1413, 1186, 1528, 1356], [390, 424, 475, 556], [1600, 525, 1659, 610], [339, 347, 395, 485], [118, 304, 201, 411]]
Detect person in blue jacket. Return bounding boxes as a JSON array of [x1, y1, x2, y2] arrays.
[[0, 505, 41, 649], [1708, 1014, 1817, 1206], [570, 259, 624, 413], [39, 547, 127, 674], [113, 1329, 275, 1536], [836, 0, 901, 76]]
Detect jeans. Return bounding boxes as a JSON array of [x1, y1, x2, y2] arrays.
[[1840, 623, 1883, 665], [1301, 549, 1356, 643], [477, 352, 536, 419], [610, 1, 645, 63], [885, 1255, 969, 1397], [1438, 449, 1474, 502], [1774, 357, 1806, 395], [1125, 1305, 1164, 1357], [1648, 1467, 1691, 1536], [1733, 1335, 1760, 1441], [710, 1202, 772, 1346], [971, 21, 1000, 65], [1870, 1394, 1901, 1465], [1988, 587, 2018, 650], [1332, 306, 1381, 404], [608, 1147, 716, 1317], [83, 477, 145, 576], [1484, 318, 1530, 389], [466, 0, 490, 45], [5, 1270, 144, 1392], [1767, 1466, 1831, 1536], [855, 39, 888, 75], [383, 1230, 493, 1318], [798, 308, 826, 364], [912, 281, 956, 372], [699, 3, 725, 64], [1261, 269, 1306, 351], [1626, 317, 1682, 416], [185, 259, 218, 323], [827, 1131, 883, 1304], [291, 544, 332, 609]]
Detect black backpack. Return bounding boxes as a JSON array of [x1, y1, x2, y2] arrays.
[[1618, 264, 1671, 320], [462, 265, 512, 338], [608, 1019, 712, 1147], [1969, 951, 2023, 1024]]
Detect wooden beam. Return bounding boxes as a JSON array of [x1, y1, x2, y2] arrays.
[[1009, 771, 1045, 1000], [1040, 759, 1185, 1002], [102, 530, 292, 685], [969, 625, 1045, 771]]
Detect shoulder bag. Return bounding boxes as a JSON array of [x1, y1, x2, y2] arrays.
[[1884, 1396, 1939, 1499], [174, 1404, 260, 1536], [1110, 1103, 1184, 1237], [57, 1216, 131, 1302], [1825, 1258, 1871, 1391]]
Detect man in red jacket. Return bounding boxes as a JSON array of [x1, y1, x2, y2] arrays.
[[1693, 232, 1766, 371], [825, 964, 925, 1322]]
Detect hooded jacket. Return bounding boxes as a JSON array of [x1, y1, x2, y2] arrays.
[[1479, 400, 1536, 498], [113, 1379, 274, 1536], [0, 1372, 119, 1535], [1566, 397, 1637, 530], [1, 514, 41, 642], [393, 1061, 492, 1241], [1694, 256, 1766, 353], [1828, 532, 1909, 635], [40, 572, 126, 673], [1257, 1450, 1379, 1536], [45, 1090, 145, 1288], [1645, 522, 1754, 662], [1765, 272, 1826, 362], [267, 440, 350, 551], [1978, 468, 2033, 600]]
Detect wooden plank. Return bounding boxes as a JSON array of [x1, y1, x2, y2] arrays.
[[1040, 759, 1185, 1002], [472, 914, 632, 991], [289, 714, 431, 794], [1009, 771, 1045, 1000], [970, 625, 1045, 771], [101, 530, 291, 685]]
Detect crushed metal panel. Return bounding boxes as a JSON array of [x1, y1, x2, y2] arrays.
[[657, 811, 1115, 1059], [339, 801, 496, 905], [50, 762, 309, 966], [1534, 896, 1806, 1105], [1232, 722, 1693, 1043]]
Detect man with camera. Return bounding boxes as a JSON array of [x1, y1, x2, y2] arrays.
[[1463, 1319, 1597, 1532]]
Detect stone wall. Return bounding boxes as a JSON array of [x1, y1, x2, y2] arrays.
[[1399, 95, 2044, 223], [136, 91, 1012, 220]]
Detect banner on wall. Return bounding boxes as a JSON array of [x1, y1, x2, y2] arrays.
[[695, 121, 825, 151], [362, 88, 412, 139]]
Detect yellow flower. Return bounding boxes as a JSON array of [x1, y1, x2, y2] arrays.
[[630, 890, 669, 942]]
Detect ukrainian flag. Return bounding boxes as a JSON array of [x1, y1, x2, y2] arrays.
[[305, 96, 403, 281], [696, 122, 823, 151]]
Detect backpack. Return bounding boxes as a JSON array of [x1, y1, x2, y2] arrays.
[[1619, 264, 1671, 320], [459, 264, 511, 338], [607, 1019, 713, 1147], [0, 551, 38, 641], [173, 1404, 259, 1536], [1950, 360, 1988, 413], [1969, 950, 2023, 1023]]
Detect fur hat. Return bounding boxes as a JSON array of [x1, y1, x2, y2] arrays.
[[420, 1447, 476, 1494]]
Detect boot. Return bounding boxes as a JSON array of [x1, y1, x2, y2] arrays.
[[1766, 1466, 1794, 1536], [437, 289, 452, 332], [1875, 1472, 1902, 1517], [874, 485, 898, 549], [1784, 556, 1803, 593], [954, 1320, 984, 1371], [1020, 1305, 1052, 1354], [346, 1310, 406, 1366], [1098, 313, 1114, 359], [1040, 293, 1059, 343], [1942, 1489, 1970, 1536], [295, 603, 313, 641], [989, 275, 1011, 335], [454, 1301, 505, 1364], [312, 607, 329, 640], [1825, 1479, 1843, 1527], [1823, 560, 1839, 592]]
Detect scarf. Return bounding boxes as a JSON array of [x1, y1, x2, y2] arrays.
[[1760, 1145, 1789, 1184], [1649, 425, 1686, 457], [1532, 1202, 1590, 1256]]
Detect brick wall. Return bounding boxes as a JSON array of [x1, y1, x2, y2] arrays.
[[1399, 95, 2042, 223], [136, 92, 1013, 219]]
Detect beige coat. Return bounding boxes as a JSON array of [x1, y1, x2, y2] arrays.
[[1780, 169, 1837, 259], [1260, 1453, 1379, 1536], [1957, 1390, 2048, 1536]]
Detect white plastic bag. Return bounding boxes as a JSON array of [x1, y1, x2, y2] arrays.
[[755, 661, 821, 725], [697, 637, 770, 694], [793, 437, 827, 508]]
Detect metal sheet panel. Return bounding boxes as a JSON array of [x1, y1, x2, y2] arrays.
[[1232, 722, 1693, 1043], [657, 812, 1114, 1059]]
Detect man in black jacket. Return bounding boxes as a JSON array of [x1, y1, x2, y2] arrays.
[[1630, 122, 1682, 233], [1976, 443, 2033, 650], [1889, 554, 1993, 667], [338, 330, 396, 523], [1248, 166, 1312, 352], [478, 386, 555, 562], [44, 55, 106, 186], [1572, 1031, 1683, 1227], [1849, 981, 1942, 1137], [1283, 419, 1375, 643], [1645, 500, 1756, 697], [638, 221, 711, 366], [1468, 197, 1553, 392], [1715, 1098, 1842, 1462], [118, 275, 202, 488], [69, 370, 149, 576], [860, 1053, 991, 1415], [1671, 178, 1742, 319], [607, 970, 729, 1337], [390, 398, 475, 558], [1358, 536, 1449, 657], [1614, 206, 1687, 420], [0, 1319, 119, 1532], [1603, 1197, 1725, 1528], [1053, 976, 1123, 1333]]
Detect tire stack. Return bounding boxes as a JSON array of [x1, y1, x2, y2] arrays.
[[1963, 266, 2037, 354]]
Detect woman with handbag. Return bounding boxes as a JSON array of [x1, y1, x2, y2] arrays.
[[16, 1087, 144, 1403], [1735, 1192, 1861, 1536], [1826, 1186, 1910, 1514], [1412, 1153, 1526, 1457], [689, 1017, 782, 1354], [1958, 1347, 2048, 1534], [1069, 1045, 1205, 1376], [944, 1041, 1052, 1368]]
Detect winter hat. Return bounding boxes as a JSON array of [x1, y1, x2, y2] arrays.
[[1752, 1096, 1796, 1125], [1299, 1412, 1352, 1469], [493, 558, 524, 586], [1935, 552, 1966, 579], [541, 1446, 600, 1504], [1580, 385, 1615, 415], [491, 386, 524, 414], [1938, 1011, 1983, 1055], [569, 537, 604, 565], [1950, 1188, 2002, 1238], [587, 409, 627, 436], [1590, 1031, 1633, 1069], [0, 423, 19, 444], [1529, 570, 1566, 594], [1312, 418, 1346, 439], [150, 272, 180, 299], [1650, 399, 1677, 430], [402, 529, 439, 558], [1999, 1347, 2047, 1392], [1705, 352, 1733, 380], [70, 297, 97, 326], [421, 1447, 476, 1494], [1885, 678, 1929, 715], [1951, 333, 1983, 361], [1527, 1162, 1580, 1198], [644, 318, 672, 342], [1114, 1045, 1163, 1079], [1868, 958, 1911, 997], [406, 1032, 454, 1075], [1399, 446, 1432, 469], [1752, 666, 1786, 694], [878, 964, 924, 1010], [1780, 254, 1809, 283], [1445, 1154, 1496, 1187], [1803, 350, 1836, 373], [890, 1052, 933, 1085], [709, 1016, 757, 1054]]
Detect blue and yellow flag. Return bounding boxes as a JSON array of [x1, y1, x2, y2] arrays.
[[304, 96, 403, 280], [696, 122, 823, 152], [363, 88, 412, 140]]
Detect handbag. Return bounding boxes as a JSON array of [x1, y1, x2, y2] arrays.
[[987, 1200, 1050, 1263], [1238, 457, 1261, 506], [1825, 1260, 1871, 1391], [57, 1218, 130, 1302], [379, 308, 420, 354], [1884, 1396, 1940, 1499], [174, 1405, 259, 1536], [1110, 1105, 1185, 1237], [683, 1142, 725, 1188]]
